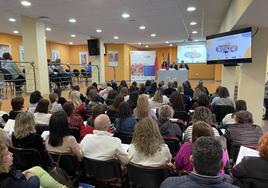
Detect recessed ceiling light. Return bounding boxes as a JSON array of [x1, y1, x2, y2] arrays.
[[70, 34, 76, 37], [21, 1, 31, 7], [68, 18, 76, 23], [145, 45, 149, 48], [139, 25, 146, 30], [96, 29, 102, 33], [13, 30, 19, 34], [45, 27, 52, 31], [121, 13, 130, 18], [8, 18, 16, 22], [114, 36, 119, 39], [69, 42, 73, 45], [190, 21, 197, 26], [187, 6, 196, 12], [138, 42, 142, 45], [192, 31, 198, 34], [150, 33, 156, 37], [165, 41, 169, 44], [169, 44, 173, 47]]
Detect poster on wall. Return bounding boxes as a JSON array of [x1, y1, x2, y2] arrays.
[[79, 52, 88, 66], [108, 51, 118, 67], [0, 44, 11, 58], [19, 46, 24, 62], [52, 49, 60, 61], [130, 51, 156, 82]]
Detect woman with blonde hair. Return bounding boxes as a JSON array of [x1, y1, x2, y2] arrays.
[[128, 117, 171, 167], [69, 90, 87, 120], [134, 94, 157, 120], [149, 89, 169, 109], [0, 143, 66, 188]]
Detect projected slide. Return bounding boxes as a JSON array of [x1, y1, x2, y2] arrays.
[[178, 44, 207, 63], [207, 32, 251, 61]]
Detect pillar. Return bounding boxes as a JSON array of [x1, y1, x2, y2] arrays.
[[21, 16, 49, 94], [90, 40, 105, 84]]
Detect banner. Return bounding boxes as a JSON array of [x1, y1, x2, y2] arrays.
[[130, 51, 156, 82], [0, 44, 10, 58], [108, 51, 118, 67]]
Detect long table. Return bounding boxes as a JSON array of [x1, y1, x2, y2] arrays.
[[157, 69, 188, 83]]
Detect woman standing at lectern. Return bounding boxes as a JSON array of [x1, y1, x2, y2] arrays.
[[161, 61, 168, 70]]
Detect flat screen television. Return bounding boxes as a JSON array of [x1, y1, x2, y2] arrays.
[[206, 27, 252, 64], [178, 44, 207, 64]]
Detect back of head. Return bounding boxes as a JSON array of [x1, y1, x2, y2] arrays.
[[69, 90, 81, 107], [128, 91, 139, 108], [112, 95, 124, 110], [218, 87, 230, 98], [197, 94, 209, 106], [94, 114, 110, 131], [72, 85, 80, 91], [35, 98, 49, 113], [119, 102, 132, 119], [183, 80, 191, 89], [235, 100, 247, 111], [49, 93, 58, 103], [2, 52, 12, 60], [259, 132, 268, 161], [63, 101, 75, 116], [135, 94, 150, 119], [192, 106, 213, 125], [167, 82, 173, 88], [54, 87, 62, 97], [91, 103, 107, 126], [14, 112, 35, 139], [159, 105, 174, 120], [192, 121, 215, 143], [235, 110, 253, 124], [177, 85, 184, 93], [29, 90, 42, 104], [153, 90, 163, 103], [11, 96, 24, 111], [48, 111, 69, 147], [132, 117, 164, 156], [169, 91, 185, 111], [193, 137, 223, 176], [120, 87, 128, 97]]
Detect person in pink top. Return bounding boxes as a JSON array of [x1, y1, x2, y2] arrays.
[[175, 121, 227, 175]]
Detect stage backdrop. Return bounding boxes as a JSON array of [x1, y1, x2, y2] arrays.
[[130, 51, 156, 82]]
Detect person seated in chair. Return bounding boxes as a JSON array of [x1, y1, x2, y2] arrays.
[[169, 61, 178, 70], [161, 137, 237, 188], [2, 52, 25, 92], [80, 114, 129, 165]]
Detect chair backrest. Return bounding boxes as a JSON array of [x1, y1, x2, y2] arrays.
[[73, 69, 80, 76], [69, 127, 80, 142], [127, 163, 169, 188], [213, 105, 235, 124], [163, 136, 181, 157], [9, 146, 44, 171], [49, 152, 79, 176], [83, 157, 122, 183], [173, 111, 190, 123], [35, 124, 49, 135], [113, 131, 133, 144]]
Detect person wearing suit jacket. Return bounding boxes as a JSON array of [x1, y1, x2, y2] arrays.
[[169, 61, 178, 70]]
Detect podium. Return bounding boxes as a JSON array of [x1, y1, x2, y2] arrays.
[[157, 69, 188, 83]]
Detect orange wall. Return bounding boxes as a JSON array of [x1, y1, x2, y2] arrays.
[[69, 45, 88, 69], [0, 33, 22, 61]]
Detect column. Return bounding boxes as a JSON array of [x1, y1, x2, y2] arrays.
[[21, 16, 49, 94], [90, 40, 105, 84], [221, 67, 236, 98], [238, 28, 268, 125]]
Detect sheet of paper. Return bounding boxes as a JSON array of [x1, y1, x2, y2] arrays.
[[235, 146, 259, 165]]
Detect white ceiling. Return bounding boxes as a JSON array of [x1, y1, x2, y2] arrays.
[[0, 0, 231, 47]]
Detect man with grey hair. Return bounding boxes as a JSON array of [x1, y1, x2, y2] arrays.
[[80, 114, 129, 165]]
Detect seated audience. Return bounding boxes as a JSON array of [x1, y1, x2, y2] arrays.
[[175, 121, 227, 175], [119, 87, 129, 102], [149, 89, 169, 109], [105, 89, 118, 106], [195, 80, 209, 97], [184, 107, 220, 141], [232, 132, 268, 187], [177, 85, 191, 111], [116, 102, 137, 134], [182, 80, 194, 98], [0, 143, 65, 188], [191, 93, 212, 111], [48, 93, 63, 113], [164, 82, 176, 97], [128, 117, 172, 167], [127, 90, 139, 110], [224, 110, 263, 146], [134, 94, 157, 120], [80, 114, 129, 165], [211, 87, 235, 108], [63, 101, 84, 129], [222, 100, 247, 125], [169, 91, 185, 112], [9, 96, 24, 120], [107, 95, 124, 123], [45, 111, 82, 161], [69, 90, 87, 120], [158, 105, 182, 139], [53, 87, 67, 107], [161, 137, 237, 188], [34, 99, 52, 125], [0, 128, 12, 147], [27, 90, 42, 113]]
